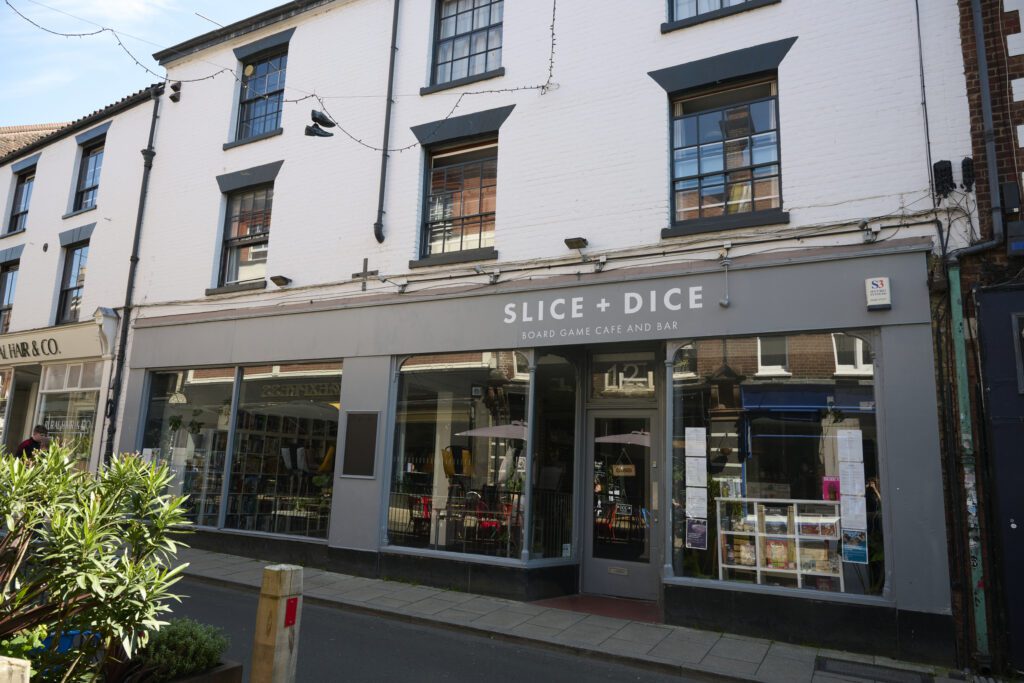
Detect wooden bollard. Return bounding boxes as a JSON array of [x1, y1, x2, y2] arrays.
[[0, 657, 29, 683], [250, 564, 303, 683]]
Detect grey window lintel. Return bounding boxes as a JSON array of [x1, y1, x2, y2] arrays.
[[11, 153, 41, 174], [0, 244, 24, 265], [233, 27, 295, 61], [648, 37, 797, 94], [59, 222, 96, 247], [75, 121, 111, 146], [216, 160, 284, 193], [661, 0, 780, 34], [411, 105, 515, 147]]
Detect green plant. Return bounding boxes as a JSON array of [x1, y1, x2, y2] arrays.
[[134, 618, 228, 683], [0, 443, 191, 682]]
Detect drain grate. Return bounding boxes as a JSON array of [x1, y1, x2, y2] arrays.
[[815, 656, 933, 683]]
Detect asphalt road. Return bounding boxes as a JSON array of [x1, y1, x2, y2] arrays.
[[172, 578, 705, 682]]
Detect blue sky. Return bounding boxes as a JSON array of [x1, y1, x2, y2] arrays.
[[1, 0, 285, 126]]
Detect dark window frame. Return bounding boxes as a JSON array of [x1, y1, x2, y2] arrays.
[[220, 184, 274, 287], [57, 241, 88, 325], [664, 0, 779, 32], [0, 261, 18, 334], [7, 169, 34, 234], [667, 78, 785, 235], [235, 50, 288, 142], [420, 140, 498, 259], [430, 0, 504, 87], [73, 141, 104, 212]]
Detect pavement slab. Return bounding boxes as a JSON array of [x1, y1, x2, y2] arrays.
[[178, 547, 954, 682]]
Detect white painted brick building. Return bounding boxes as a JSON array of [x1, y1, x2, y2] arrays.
[[108, 0, 980, 661]]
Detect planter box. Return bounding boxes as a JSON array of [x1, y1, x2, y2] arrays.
[[173, 661, 242, 683]]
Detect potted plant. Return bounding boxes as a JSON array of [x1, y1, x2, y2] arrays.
[[124, 618, 240, 683]]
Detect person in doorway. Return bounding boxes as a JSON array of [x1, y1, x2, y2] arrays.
[[15, 425, 49, 459]]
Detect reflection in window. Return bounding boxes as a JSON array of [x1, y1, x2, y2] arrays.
[[224, 363, 341, 538], [142, 368, 236, 526], [671, 332, 884, 596], [833, 333, 873, 375], [530, 354, 576, 558], [591, 351, 656, 400], [38, 361, 103, 461], [388, 351, 527, 558]]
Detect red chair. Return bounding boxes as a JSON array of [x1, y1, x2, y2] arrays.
[[595, 503, 618, 542]]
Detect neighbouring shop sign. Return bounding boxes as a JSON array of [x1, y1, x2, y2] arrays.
[[259, 381, 341, 399], [0, 322, 103, 366], [0, 337, 60, 361], [503, 286, 704, 342]]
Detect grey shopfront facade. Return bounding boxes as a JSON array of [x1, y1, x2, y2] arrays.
[[118, 237, 954, 663]]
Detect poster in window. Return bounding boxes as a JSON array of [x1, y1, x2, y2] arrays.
[[685, 457, 707, 487], [841, 528, 868, 564], [685, 486, 707, 518], [685, 518, 708, 550], [841, 495, 867, 528], [839, 461, 865, 495], [837, 429, 864, 462], [684, 427, 707, 458]]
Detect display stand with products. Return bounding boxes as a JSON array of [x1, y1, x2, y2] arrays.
[[716, 497, 844, 592]]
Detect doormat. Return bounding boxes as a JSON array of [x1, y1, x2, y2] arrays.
[[814, 656, 932, 683]]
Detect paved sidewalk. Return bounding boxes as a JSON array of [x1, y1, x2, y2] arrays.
[[179, 548, 961, 682]]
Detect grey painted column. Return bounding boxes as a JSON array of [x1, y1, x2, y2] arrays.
[[662, 346, 679, 580], [520, 349, 536, 563]]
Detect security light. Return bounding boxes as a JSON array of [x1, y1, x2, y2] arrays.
[[564, 237, 588, 250], [270, 275, 292, 286]]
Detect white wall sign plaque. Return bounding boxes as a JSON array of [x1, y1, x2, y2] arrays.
[[865, 277, 892, 310]]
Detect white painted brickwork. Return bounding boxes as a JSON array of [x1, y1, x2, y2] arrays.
[[1, 0, 974, 326], [0, 102, 153, 333]]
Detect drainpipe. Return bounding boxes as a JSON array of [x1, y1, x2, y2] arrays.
[[103, 84, 162, 461], [941, 0, 1006, 664], [373, 0, 400, 244], [948, 263, 990, 664]]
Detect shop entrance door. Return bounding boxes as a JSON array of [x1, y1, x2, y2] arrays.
[[582, 412, 660, 600]]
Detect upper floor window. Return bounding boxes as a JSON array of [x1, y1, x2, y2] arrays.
[[833, 333, 873, 376], [7, 170, 34, 234], [756, 335, 789, 376], [672, 81, 779, 224], [672, 0, 760, 22], [74, 141, 103, 212], [0, 262, 17, 334], [237, 52, 287, 141], [433, 0, 503, 86], [57, 242, 88, 325], [222, 185, 273, 285], [422, 142, 497, 257]]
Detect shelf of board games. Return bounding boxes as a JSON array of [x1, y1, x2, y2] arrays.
[[716, 497, 844, 592]]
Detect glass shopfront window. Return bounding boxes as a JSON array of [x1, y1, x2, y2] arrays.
[[671, 332, 884, 596], [224, 363, 341, 539], [388, 351, 528, 558], [530, 353, 577, 559], [38, 361, 103, 457], [141, 362, 341, 537], [142, 367, 235, 526]]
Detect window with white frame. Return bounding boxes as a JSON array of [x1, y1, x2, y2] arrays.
[[832, 333, 873, 376], [756, 336, 789, 375]]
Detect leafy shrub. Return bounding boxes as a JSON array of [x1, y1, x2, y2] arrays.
[[0, 443, 190, 682], [136, 618, 229, 682]]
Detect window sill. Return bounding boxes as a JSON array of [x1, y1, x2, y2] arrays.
[[223, 128, 284, 151], [661, 0, 780, 33], [662, 209, 789, 239], [205, 280, 267, 296], [61, 206, 97, 221], [409, 247, 498, 269], [755, 370, 791, 378], [0, 229, 25, 240], [834, 370, 874, 378], [420, 68, 505, 96]]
